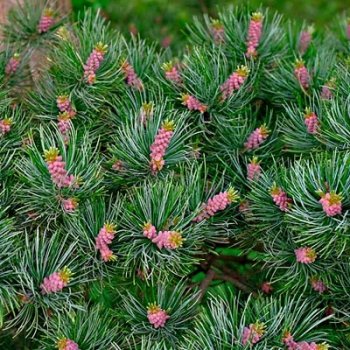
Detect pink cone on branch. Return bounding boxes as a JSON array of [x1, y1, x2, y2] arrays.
[[270, 185, 292, 212], [261, 281, 273, 294], [5, 53, 20, 75], [56, 95, 76, 142], [38, 9, 55, 34], [299, 26, 314, 54], [220, 65, 250, 101], [211, 19, 225, 44], [150, 120, 175, 174], [283, 332, 329, 350], [304, 108, 319, 134], [147, 303, 170, 328], [244, 125, 269, 150], [40, 267, 72, 294], [57, 112, 73, 142], [246, 12, 264, 58], [84, 42, 108, 85], [152, 230, 183, 250], [242, 321, 266, 345], [112, 160, 124, 171], [95, 223, 117, 262], [283, 332, 297, 349], [57, 95, 75, 115], [162, 61, 182, 85], [247, 157, 261, 181], [143, 222, 157, 239], [121, 60, 144, 90], [320, 86, 332, 100], [318, 191, 342, 217], [194, 187, 239, 222], [57, 95, 71, 112], [310, 277, 327, 293], [320, 78, 335, 100], [0, 118, 12, 136], [62, 198, 78, 213], [294, 59, 310, 90], [44, 147, 75, 188], [161, 36, 173, 48], [295, 247, 317, 264], [57, 338, 80, 350], [140, 102, 154, 125], [181, 94, 208, 113]]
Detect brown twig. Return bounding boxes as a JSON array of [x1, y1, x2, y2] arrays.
[[192, 250, 260, 299], [199, 268, 215, 299], [215, 274, 258, 297]]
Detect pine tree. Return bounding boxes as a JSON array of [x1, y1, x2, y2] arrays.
[[0, 1, 350, 349]]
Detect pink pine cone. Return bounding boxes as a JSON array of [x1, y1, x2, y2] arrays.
[[181, 94, 207, 113], [5, 54, 20, 75], [311, 278, 327, 293], [57, 95, 76, 115], [270, 187, 291, 211], [112, 160, 124, 171], [247, 157, 261, 181], [40, 267, 71, 294], [62, 198, 78, 213], [152, 231, 183, 250], [261, 282, 273, 294], [283, 333, 328, 350], [150, 120, 174, 174], [147, 304, 170, 328], [162, 62, 182, 85], [299, 29, 313, 54], [38, 10, 55, 33], [161, 36, 172, 48], [57, 338, 80, 350], [0, 119, 12, 135], [121, 60, 144, 90], [295, 247, 317, 264], [44, 148, 75, 188], [84, 43, 107, 84], [246, 12, 263, 58], [320, 85, 333, 100], [319, 192, 342, 217], [286, 340, 324, 350], [211, 20, 225, 44], [242, 322, 265, 345], [294, 342, 318, 350], [220, 66, 249, 101], [143, 222, 157, 239], [56, 96, 76, 142], [294, 60, 310, 89], [283, 332, 297, 349], [95, 224, 116, 262], [194, 188, 238, 222], [304, 109, 319, 134], [165, 67, 181, 84], [244, 126, 269, 150], [47, 157, 75, 187], [58, 118, 71, 135]]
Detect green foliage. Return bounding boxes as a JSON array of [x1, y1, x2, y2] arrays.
[[0, 0, 350, 348]]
